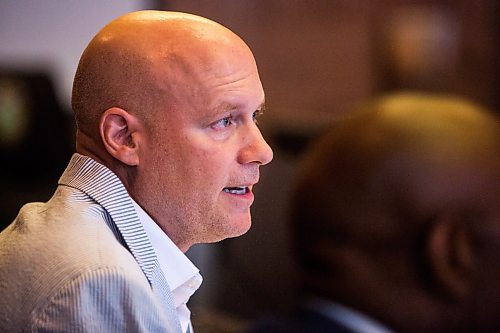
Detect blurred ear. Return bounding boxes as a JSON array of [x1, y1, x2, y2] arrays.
[[426, 215, 474, 300], [100, 107, 142, 166]]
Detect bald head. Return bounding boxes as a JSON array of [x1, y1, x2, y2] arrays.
[[70, 10, 269, 251], [72, 10, 252, 149]]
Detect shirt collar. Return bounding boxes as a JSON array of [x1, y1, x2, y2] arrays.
[[130, 199, 202, 294]]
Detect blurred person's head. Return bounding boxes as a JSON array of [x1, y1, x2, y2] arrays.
[[292, 92, 500, 333]]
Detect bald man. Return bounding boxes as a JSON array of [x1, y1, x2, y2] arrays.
[[0, 11, 272, 332], [247, 93, 500, 333]]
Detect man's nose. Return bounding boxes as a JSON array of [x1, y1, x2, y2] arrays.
[[238, 122, 273, 165]]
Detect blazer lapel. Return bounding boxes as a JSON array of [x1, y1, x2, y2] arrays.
[[59, 154, 181, 331]]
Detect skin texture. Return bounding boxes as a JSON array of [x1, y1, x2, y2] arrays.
[[72, 11, 273, 252], [291, 93, 500, 333]]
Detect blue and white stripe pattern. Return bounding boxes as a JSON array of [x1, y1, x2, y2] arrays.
[[60, 154, 157, 284], [58, 153, 181, 331]]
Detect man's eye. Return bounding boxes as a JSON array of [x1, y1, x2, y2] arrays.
[[211, 116, 233, 130]]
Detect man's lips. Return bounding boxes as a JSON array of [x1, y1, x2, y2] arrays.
[[222, 184, 256, 207]]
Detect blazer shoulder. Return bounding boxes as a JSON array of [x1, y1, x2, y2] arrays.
[[0, 186, 149, 332], [245, 307, 357, 333]]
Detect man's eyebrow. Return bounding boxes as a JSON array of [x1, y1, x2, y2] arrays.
[[210, 100, 266, 116], [201, 103, 237, 124], [211, 102, 239, 116]]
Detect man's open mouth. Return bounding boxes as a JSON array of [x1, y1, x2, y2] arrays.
[[223, 186, 249, 195]]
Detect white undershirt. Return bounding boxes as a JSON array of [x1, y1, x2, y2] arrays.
[[132, 200, 202, 333], [307, 298, 394, 333]]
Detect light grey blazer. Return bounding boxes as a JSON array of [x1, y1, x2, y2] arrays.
[[0, 154, 182, 332]]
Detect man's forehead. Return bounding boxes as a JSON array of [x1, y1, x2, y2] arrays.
[[149, 39, 258, 93]]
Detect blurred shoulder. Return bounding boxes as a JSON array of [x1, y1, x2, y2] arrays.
[[245, 307, 355, 333]]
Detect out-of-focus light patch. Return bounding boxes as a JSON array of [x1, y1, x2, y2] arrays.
[[0, 79, 29, 147], [0, 1, 148, 110], [384, 5, 460, 82]]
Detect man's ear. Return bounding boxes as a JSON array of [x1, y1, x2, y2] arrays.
[[426, 215, 474, 300], [100, 107, 142, 166]]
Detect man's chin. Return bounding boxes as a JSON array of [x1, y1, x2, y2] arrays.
[[212, 217, 252, 242]]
